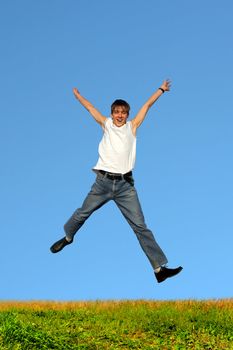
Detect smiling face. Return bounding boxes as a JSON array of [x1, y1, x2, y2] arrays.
[[111, 106, 129, 127]]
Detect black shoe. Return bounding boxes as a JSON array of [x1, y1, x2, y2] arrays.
[[155, 266, 183, 283], [50, 237, 73, 253]]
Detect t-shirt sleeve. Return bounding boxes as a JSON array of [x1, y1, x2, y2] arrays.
[[102, 118, 110, 131]]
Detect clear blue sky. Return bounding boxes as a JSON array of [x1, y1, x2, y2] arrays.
[[1, 0, 233, 301]]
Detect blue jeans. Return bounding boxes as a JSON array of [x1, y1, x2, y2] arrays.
[[64, 172, 168, 269]]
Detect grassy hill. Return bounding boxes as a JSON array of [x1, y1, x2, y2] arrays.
[[0, 300, 233, 349]]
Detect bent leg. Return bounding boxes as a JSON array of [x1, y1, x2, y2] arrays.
[[114, 184, 168, 269], [64, 176, 111, 241]]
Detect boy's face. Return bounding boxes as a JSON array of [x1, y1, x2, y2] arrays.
[[111, 106, 129, 127]]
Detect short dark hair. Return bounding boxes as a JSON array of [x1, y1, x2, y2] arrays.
[[111, 99, 130, 115]]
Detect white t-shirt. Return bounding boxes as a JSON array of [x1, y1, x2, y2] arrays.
[[93, 118, 136, 174]]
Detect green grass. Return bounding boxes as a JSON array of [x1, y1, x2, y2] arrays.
[[0, 300, 233, 349]]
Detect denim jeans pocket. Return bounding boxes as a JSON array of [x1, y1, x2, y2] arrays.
[[96, 173, 105, 185], [125, 175, 134, 186]]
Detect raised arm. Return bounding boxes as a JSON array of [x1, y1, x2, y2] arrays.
[[131, 80, 171, 134], [73, 88, 107, 127]]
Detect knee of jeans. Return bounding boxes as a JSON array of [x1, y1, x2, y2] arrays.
[[73, 210, 90, 222], [130, 219, 148, 232]]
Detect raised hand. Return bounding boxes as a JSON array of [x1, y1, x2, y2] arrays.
[[160, 79, 171, 92], [73, 88, 81, 98]]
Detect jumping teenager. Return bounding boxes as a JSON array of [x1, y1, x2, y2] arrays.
[[50, 80, 183, 283]]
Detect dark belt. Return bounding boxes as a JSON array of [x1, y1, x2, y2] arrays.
[[99, 170, 132, 181]]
